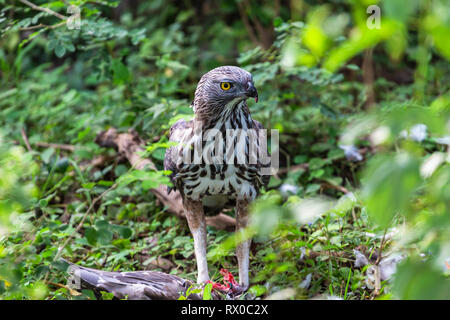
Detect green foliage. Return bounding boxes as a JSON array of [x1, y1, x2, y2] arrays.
[[117, 169, 171, 191], [0, 137, 38, 233], [362, 153, 421, 227], [353, 104, 450, 299]]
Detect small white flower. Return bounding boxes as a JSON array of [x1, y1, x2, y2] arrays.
[[339, 144, 363, 161], [399, 130, 408, 139], [279, 183, 299, 196], [344, 192, 357, 203], [409, 124, 427, 142], [299, 247, 306, 260]]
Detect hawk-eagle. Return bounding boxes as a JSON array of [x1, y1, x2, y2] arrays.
[[164, 66, 270, 291]]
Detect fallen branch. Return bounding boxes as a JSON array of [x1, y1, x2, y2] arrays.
[[94, 128, 236, 231]]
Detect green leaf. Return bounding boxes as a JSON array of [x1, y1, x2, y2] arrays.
[[309, 158, 326, 170], [141, 179, 158, 190], [100, 291, 115, 300], [249, 285, 267, 297], [111, 59, 131, 85], [55, 45, 66, 58], [202, 283, 212, 300], [97, 228, 113, 246], [98, 180, 114, 187], [362, 153, 421, 227], [393, 259, 450, 299], [81, 182, 96, 190], [84, 227, 97, 245], [40, 148, 55, 163], [95, 220, 110, 229], [113, 225, 133, 239]]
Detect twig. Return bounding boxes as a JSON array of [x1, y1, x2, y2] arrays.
[[19, 21, 66, 31], [320, 182, 350, 194], [20, 127, 33, 152], [46, 281, 81, 296], [35, 142, 76, 151], [375, 227, 388, 265], [19, 0, 68, 20], [277, 163, 309, 175], [372, 266, 381, 297], [19, 23, 47, 31]]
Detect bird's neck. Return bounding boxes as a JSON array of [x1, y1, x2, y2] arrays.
[[195, 100, 254, 131]]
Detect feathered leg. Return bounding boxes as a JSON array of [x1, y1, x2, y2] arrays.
[[183, 198, 209, 283], [236, 199, 251, 290]]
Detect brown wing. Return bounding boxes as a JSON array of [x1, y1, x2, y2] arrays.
[[164, 119, 193, 193], [253, 119, 271, 188]]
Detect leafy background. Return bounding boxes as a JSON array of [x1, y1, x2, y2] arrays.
[[0, 0, 449, 299]]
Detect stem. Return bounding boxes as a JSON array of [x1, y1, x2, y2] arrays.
[[19, 0, 68, 20]]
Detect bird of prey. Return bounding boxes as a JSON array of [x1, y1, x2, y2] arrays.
[[164, 66, 270, 291]]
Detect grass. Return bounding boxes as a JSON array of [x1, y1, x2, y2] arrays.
[[0, 148, 391, 300]]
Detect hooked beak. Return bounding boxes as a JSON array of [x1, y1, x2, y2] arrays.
[[245, 81, 258, 103]]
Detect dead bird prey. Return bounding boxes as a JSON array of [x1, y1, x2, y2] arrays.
[[164, 66, 270, 291], [63, 259, 202, 300]]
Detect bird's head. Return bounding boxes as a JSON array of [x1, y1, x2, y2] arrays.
[[192, 66, 258, 121]]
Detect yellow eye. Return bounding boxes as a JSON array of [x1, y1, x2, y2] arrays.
[[220, 82, 232, 90]]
